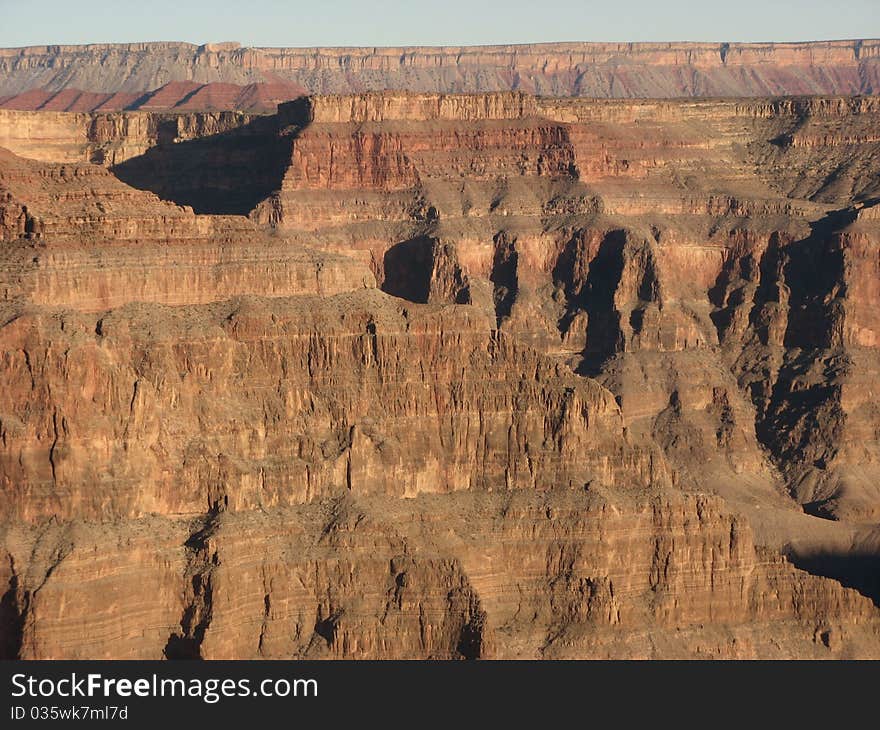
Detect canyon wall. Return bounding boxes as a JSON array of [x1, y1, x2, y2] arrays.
[[1, 90, 880, 658]]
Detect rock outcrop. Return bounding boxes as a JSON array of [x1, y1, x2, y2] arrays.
[[1, 89, 880, 659]]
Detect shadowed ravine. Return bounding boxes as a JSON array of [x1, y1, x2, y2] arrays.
[[111, 99, 315, 214]]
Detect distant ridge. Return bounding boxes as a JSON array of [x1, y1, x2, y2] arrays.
[[0, 39, 877, 101]]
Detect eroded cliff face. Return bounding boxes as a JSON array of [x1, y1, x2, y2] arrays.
[[4, 491, 877, 660], [1, 91, 880, 659], [0, 290, 663, 522]]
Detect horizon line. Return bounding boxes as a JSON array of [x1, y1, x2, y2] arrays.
[[0, 37, 878, 53]]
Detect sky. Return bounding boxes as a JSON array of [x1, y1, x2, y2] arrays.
[[0, 0, 877, 48]]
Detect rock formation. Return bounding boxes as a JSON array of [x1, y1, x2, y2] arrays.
[[1, 88, 880, 659]]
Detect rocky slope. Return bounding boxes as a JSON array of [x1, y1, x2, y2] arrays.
[[1, 90, 880, 659], [0, 40, 877, 102]]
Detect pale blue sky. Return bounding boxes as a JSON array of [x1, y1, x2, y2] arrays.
[[0, 0, 877, 48]]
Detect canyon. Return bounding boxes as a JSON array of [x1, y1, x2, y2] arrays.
[[1, 73, 880, 658]]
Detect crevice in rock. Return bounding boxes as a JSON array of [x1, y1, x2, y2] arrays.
[[382, 235, 470, 305], [575, 230, 627, 377], [752, 213, 851, 495], [313, 607, 344, 648], [748, 231, 786, 346], [781, 210, 853, 350], [48, 410, 60, 485], [3, 533, 74, 659], [366, 319, 379, 365], [629, 239, 663, 336], [455, 595, 487, 660], [708, 246, 751, 341], [490, 231, 518, 327], [717, 208, 858, 515], [381, 235, 435, 303], [257, 592, 271, 656], [0, 557, 24, 659], [164, 510, 222, 660], [553, 229, 591, 336]]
